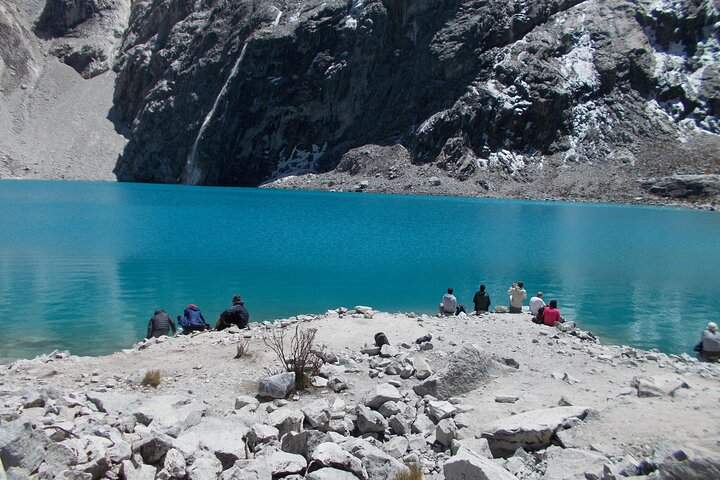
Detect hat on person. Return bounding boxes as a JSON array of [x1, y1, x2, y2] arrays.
[[708, 322, 718, 331], [537, 291, 543, 297], [188, 304, 197, 309]]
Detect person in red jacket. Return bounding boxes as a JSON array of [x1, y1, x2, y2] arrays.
[[543, 299, 561, 326]]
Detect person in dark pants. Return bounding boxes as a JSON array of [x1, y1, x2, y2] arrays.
[[215, 295, 250, 330], [147, 309, 177, 339], [178, 303, 210, 334]]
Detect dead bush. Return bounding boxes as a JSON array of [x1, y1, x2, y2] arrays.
[[263, 325, 325, 389]]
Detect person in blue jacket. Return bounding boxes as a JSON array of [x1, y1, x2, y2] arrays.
[[178, 304, 210, 334]]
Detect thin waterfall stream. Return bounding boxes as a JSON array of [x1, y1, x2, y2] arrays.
[[183, 42, 249, 185]]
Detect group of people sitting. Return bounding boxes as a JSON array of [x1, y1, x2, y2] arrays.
[[439, 281, 564, 327], [146, 295, 250, 339]]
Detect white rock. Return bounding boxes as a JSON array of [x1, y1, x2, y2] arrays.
[[311, 443, 367, 479], [388, 414, 411, 435], [303, 399, 332, 430], [245, 423, 279, 448], [258, 372, 295, 399], [187, 455, 222, 480], [542, 447, 614, 480], [427, 400, 457, 421], [267, 408, 304, 437], [436, 418, 458, 447], [413, 358, 433, 380], [380, 345, 399, 357], [234, 395, 259, 410], [355, 405, 388, 434], [481, 406, 590, 455], [121, 460, 156, 480], [444, 449, 515, 480], [306, 468, 359, 480], [383, 437, 409, 458], [163, 449, 186, 478], [266, 450, 307, 476], [364, 383, 403, 409]]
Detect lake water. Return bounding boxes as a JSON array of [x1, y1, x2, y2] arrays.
[[1, 180, 719, 362]]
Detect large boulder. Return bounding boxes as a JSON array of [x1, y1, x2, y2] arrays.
[[173, 417, 248, 462], [187, 455, 223, 480], [355, 405, 388, 434], [444, 449, 516, 480], [481, 406, 590, 456], [120, 460, 156, 480], [133, 433, 175, 465], [631, 376, 689, 397], [266, 408, 304, 437], [0, 420, 49, 471], [266, 451, 307, 477], [413, 345, 506, 399], [364, 384, 403, 409], [339, 437, 405, 480], [303, 400, 332, 430], [281, 430, 332, 459], [310, 443, 367, 479], [258, 372, 296, 399]]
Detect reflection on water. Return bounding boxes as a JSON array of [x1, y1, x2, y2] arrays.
[[0, 180, 719, 362]]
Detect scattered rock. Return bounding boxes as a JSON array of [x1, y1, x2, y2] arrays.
[[258, 372, 295, 399]]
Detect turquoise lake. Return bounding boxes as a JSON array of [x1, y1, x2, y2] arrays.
[[1, 180, 719, 362]]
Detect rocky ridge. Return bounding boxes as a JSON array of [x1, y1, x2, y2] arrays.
[[2, 309, 719, 479], [110, 0, 720, 207]]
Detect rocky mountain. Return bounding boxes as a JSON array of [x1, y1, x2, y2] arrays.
[[110, 0, 720, 204], [1, 0, 718, 205], [0, 0, 128, 180]]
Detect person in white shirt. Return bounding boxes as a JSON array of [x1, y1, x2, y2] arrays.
[[508, 281, 527, 313], [529, 291, 546, 316], [440, 288, 465, 315]]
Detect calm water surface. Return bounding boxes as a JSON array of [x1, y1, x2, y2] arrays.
[[1, 180, 719, 362]]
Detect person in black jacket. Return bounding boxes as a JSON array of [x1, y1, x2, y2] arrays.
[[215, 295, 250, 330], [147, 309, 177, 339], [473, 284, 491, 314]]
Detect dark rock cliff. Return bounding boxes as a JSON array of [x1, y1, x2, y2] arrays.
[[111, 0, 720, 198]]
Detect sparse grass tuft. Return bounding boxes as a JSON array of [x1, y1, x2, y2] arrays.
[[395, 464, 423, 480], [234, 340, 251, 359], [141, 370, 161, 388]]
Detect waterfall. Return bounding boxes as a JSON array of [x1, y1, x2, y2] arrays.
[[183, 42, 249, 185]]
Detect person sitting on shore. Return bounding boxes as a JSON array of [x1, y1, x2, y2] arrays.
[[473, 284, 491, 314], [178, 303, 210, 334], [508, 281, 527, 313], [529, 291, 545, 316], [439, 288, 465, 316], [146, 309, 177, 339], [694, 322, 720, 361], [542, 299, 561, 326], [215, 295, 250, 330]]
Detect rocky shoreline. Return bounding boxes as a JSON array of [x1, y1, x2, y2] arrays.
[[2, 309, 719, 479]]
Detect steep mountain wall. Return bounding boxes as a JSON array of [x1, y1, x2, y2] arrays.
[[110, 0, 720, 204]]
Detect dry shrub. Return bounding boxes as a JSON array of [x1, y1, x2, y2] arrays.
[[141, 370, 161, 388], [263, 325, 325, 389], [396, 464, 423, 480], [234, 340, 251, 359]]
